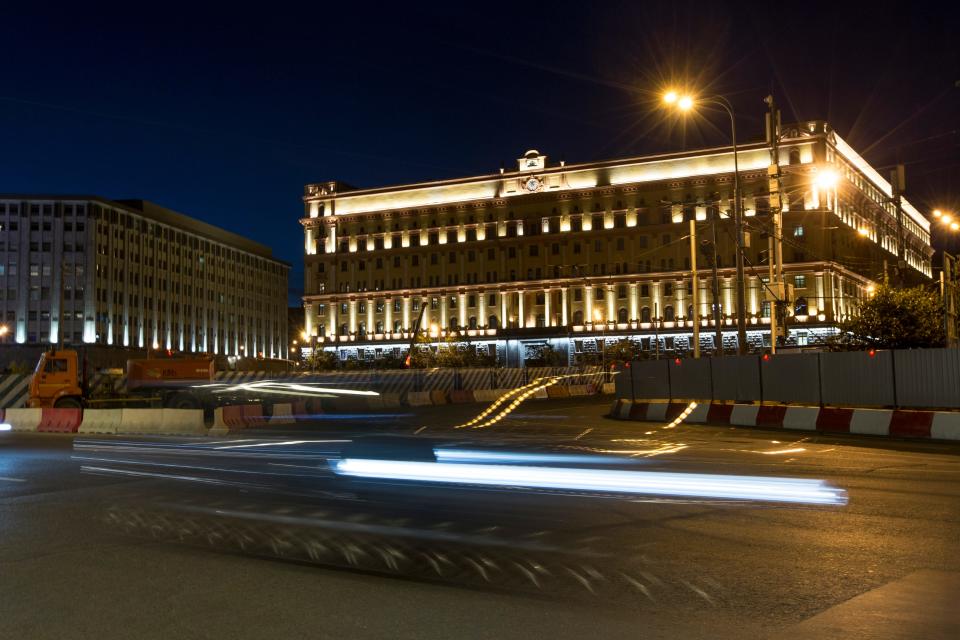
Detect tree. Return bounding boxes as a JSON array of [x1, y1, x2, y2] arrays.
[[835, 285, 945, 350]]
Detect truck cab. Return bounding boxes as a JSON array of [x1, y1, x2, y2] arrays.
[[28, 350, 83, 409]]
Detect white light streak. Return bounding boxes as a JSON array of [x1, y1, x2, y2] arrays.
[[215, 439, 350, 450], [434, 449, 635, 465], [0, 423, 11, 432], [333, 459, 847, 505]]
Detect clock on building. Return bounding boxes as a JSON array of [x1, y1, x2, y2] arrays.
[[525, 177, 541, 192]]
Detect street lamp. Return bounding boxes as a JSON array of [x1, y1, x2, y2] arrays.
[[663, 90, 749, 354]]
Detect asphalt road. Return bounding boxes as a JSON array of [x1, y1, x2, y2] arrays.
[[2, 397, 959, 639]]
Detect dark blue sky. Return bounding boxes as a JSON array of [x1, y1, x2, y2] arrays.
[[3, 2, 958, 302]]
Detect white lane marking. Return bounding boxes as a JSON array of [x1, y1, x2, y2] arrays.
[[0, 476, 27, 483]]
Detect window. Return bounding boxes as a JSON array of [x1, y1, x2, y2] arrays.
[[449, 251, 456, 263], [551, 243, 560, 255], [44, 358, 68, 373], [431, 254, 438, 265], [664, 306, 675, 321], [618, 308, 628, 323], [529, 245, 538, 257], [617, 285, 627, 299], [641, 306, 651, 322], [641, 284, 649, 297], [616, 238, 625, 250], [487, 248, 495, 259], [795, 275, 806, 288], [664, 283, 673, 296], [574, 289, 582, 301], [794, 225, 804, 237], [508, 247, 516, 258], [594, 288, 604, 301]]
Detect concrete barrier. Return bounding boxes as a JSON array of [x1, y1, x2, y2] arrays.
[[38, 408, 83, 433], [546, 385, 570, 399], [242, 404, 265, 426], [5, 408, 42, 432], [161, 409, 206, 435], [473, 389, 501, 403], [429, 390, 448, 405], [730, 405, 760, 427], [850, 409, 894, 436], [533, 387, 549, 399], [783, 406, 820, 431], [567, 384, 589, 397], [119, 408, 161, 434], [646, 402, 668, 421], [601, 382, 616, 394], [268, 403, 295, 425], [78, 409, 123, 435], [448, 390, 476, 404], [628, 401, 649, 420], [687, 402, 710, 423], [379, 393, 402, 409], [407, 391, 432, 406], [932, 413, 960, 440], [365, 395, 385, 410]]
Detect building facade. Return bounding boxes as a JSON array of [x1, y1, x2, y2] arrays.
[[300, 121, 932, 364], [0, 197, 289, 357]]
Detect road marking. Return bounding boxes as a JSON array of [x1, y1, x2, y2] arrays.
[[0, 476, 26, 483]]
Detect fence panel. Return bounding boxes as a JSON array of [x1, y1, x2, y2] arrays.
[[710, 356, 761, 402], [669, 358, 712, 399], [761, 353, 821, 405], [893, 348, 960, 409], [821, 350, 895, 407], [630, 359, 670, 399]]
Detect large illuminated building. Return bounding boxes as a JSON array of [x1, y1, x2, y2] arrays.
[[300, 121, 932, 364], [0, 196, 289, 356]]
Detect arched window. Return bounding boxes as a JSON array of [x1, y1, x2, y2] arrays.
[[469, 316, 477, 329], [536, 314, 545, 328], [358, 322, 366, 337], [340, 323, 348, 335], [618, 307, 628, 323], [375, 321, 383, 333], [449, 318, 459, 330], [488, 315, 498, 329], [789, 149, 801, 165], [687, 304, 694, 320], [393, 320, 402, 332], [795, 297, 808, 315], [573, 310, 584, 325], [664, 306, 675, 321], [641, 306, 651, 323]]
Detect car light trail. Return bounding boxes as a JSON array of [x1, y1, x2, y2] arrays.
[[0, 423, 11, 432], [434, 449, 636, 465], [332, 459, 847, 505]]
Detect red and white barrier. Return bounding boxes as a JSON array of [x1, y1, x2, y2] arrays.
[[609, 399, 960, 441], [37, 408, 83, 433]]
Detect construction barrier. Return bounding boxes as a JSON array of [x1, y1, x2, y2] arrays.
[[429, 390, 448, 405], [473, 389, 502, 403], [379, 393, 403, 409], [608, 400, 960, 442], [78, 409, 123, 435], [546, 385, 570, 399], [269, 403, 295, 425], [601, 382, 616, 394], [160, 409, 206, 435], [242, 404, 265, 426], [448, 390, 476, 404], [5, 408, 42, 432], [118, 409, 163, 434], [567, 384, 590, 397], [533, 387, 549, 399], [407, 391, 432, 407], [37, 408, 83, 433]]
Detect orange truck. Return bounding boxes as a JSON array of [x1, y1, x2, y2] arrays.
[[28, 349, 215, 410]]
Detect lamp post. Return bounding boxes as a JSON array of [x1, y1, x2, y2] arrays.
[[593, 308, 607, 381], [664, 91, 748, 354], [932, 209, 960, 345]]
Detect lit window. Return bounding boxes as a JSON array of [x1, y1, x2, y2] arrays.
[[794, 225, 804, 237]]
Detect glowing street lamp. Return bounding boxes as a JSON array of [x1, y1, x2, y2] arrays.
[[662, 88, 748, 354], [814, 169, 839, 189]]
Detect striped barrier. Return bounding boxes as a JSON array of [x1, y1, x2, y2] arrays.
[[37, 408, 83, 433], [78, 409, 123, 435], [0, 374, 33, 410], [5, 408, 42, 432], [608, 400, 960, 441]]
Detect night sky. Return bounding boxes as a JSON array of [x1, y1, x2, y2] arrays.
[[3, 2, 958, 303]]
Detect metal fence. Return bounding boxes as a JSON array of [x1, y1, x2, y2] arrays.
[[615, 348, 960, 409]]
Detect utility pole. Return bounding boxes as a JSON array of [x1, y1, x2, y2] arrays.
[[689, 219, 700, 358], [765, 95, 786, 351], [710, 214, 723, 354]]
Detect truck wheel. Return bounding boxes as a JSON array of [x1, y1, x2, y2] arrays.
[[54, 397, 82, 410], [167, 393, 201, 410]]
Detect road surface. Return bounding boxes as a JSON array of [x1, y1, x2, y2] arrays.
[[2, 397, 958, 639]]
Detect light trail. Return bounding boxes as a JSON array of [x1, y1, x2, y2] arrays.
[[332, 458, 847, 505], [434, 449, 637, 465]]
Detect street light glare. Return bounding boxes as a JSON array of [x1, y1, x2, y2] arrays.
[[933, 209, 943, 218], [814, 169, 838, 189], [943, 214, 953, 224], [858, 228, 870, 237], [677, 96, 694, 111], [663, 91, 678, 104], [951, 222, 959, 231]]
